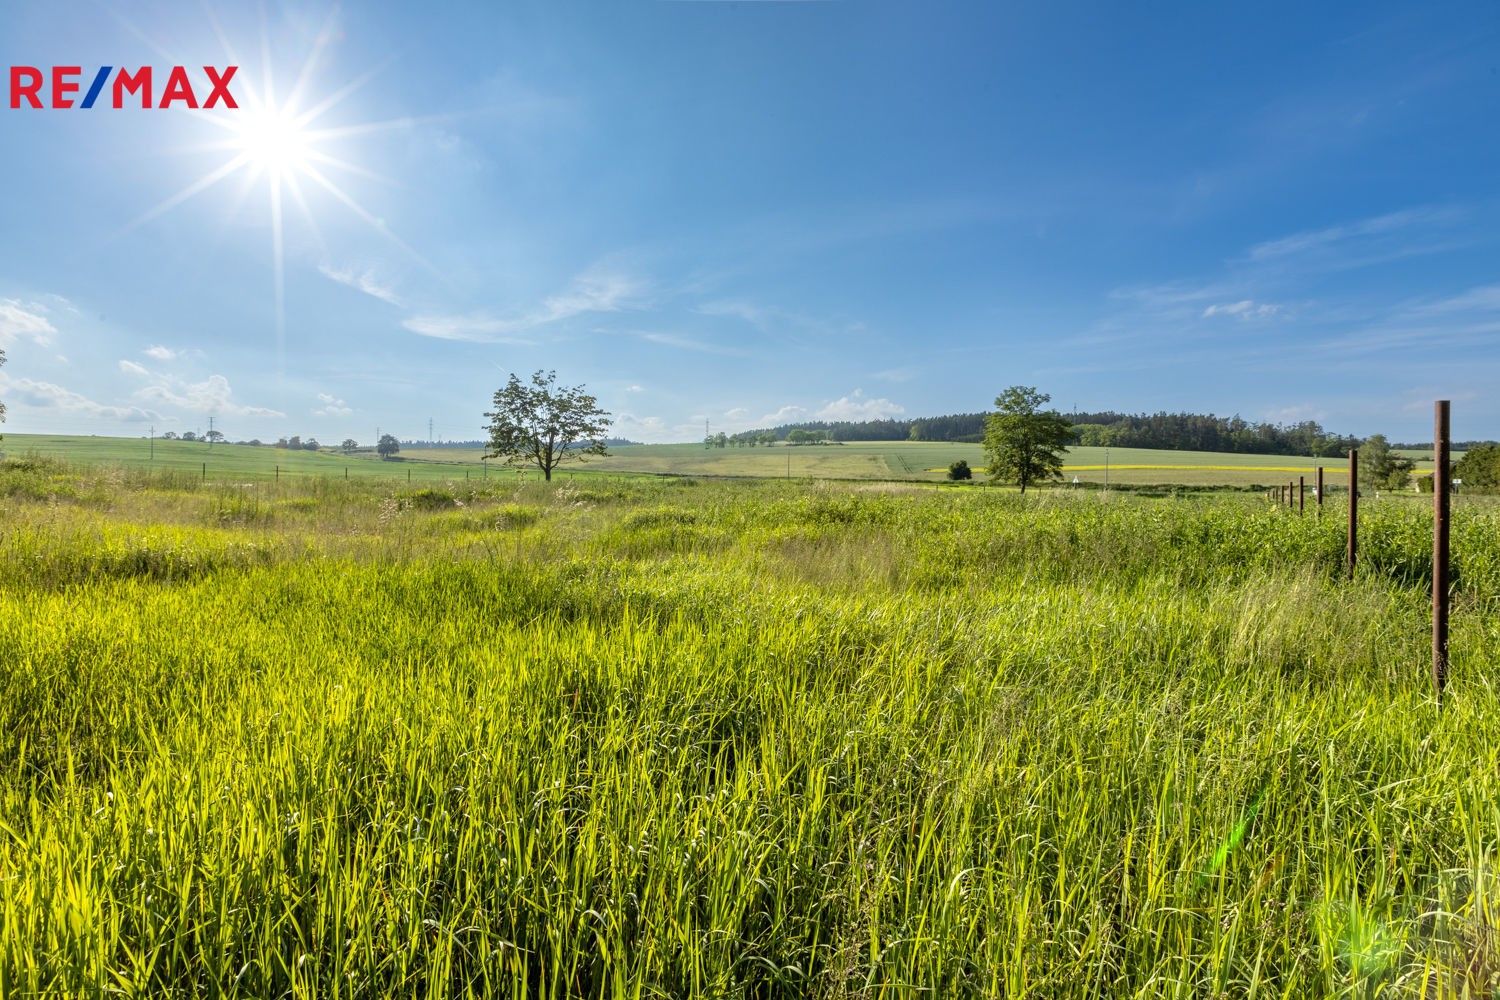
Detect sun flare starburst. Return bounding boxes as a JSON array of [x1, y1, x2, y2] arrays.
[[121, 8, 432, 371]]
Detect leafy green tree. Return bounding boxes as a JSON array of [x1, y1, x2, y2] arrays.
[[483, 370, 611, 481], [341, 438, 359, 453], [205, 429, 224, 444], [1359, 434, 1415, 490], [983, 386, 1076, 494], [1455, 443, 1500, 488], [377, 434, 400, 459], [947, 459, 972, 481]]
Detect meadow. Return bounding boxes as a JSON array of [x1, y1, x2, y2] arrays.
[[2, 454, 1498, 997], [5, 433, 1446, 487]]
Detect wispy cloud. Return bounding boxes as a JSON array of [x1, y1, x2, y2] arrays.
[[144, 345, 179, 361], [1202, 300, 1281, 320], [0, 373, 156, 421], [1243, 206, 1465, 266], [319, 263, 402, 306], [639, 331, 748, 356], [0, 299, 58, 347], [403, 269, 643, 343], [118, 359, 151, 377]]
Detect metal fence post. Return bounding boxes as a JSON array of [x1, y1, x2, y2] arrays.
[[1433, 400, 1451, 705], [1347, 449, 1358, 577]]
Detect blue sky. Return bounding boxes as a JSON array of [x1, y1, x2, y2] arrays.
[[1, 1, 1497, 444]]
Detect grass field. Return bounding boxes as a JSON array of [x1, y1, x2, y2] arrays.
[[3, 433, 1444, 488], [2, 452, 1498, 997]]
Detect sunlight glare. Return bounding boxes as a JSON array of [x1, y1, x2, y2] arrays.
[[233, 106, 312, 177]]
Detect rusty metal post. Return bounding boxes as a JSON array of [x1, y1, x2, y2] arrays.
[[1433, 400, 1450, 705], [1316, 466, 1324, 512], [1298, 476, 1305, 513], [1347, 449, 1358, 577]]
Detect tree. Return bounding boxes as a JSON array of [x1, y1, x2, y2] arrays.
[[181, 431, 198, 442], [205, 429, 224, 444], [377, 434, 401, 460], [483, 370, 611, 481], [303, 438, 320, 451], [341, 438, 359, 454], [1456, 443, 1500, 489], [983, 386, 1076, 494], [286, 435, 302, 450], [162, 431, 179, 440], [1360, 434, 1415, 491], [947, 459, 972, 481]]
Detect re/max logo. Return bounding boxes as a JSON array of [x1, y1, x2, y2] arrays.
[[8, 66, 239, 109]]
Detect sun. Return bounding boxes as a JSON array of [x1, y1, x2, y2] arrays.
[[232, 105, 314, 177], [121, 7, 433, 372]]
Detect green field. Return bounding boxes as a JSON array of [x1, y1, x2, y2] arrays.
[[2, 453, 1498, 996], [4, 433, 1443, 488]]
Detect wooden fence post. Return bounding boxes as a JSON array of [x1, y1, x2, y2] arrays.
[[1298, 476, 1305, 513], [1347, 449, 1358, 577], [1433, 400, 1450, 705], [1316, 466, 1324, 512]]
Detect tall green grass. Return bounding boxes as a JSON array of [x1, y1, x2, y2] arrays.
[[1, 459, 1498, 997]]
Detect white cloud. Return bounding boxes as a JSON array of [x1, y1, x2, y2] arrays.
[[134, 374, 284, 418], [118, 359, 150, 377], [313, 392, 353, 417], [723, 407, 749, 420], [815, 389, 905, 421], [1265, 404, 1327, 423], [143, 345, 178, 361], [403, 269, 642, 342], [759, 404, 809, 424], [319, 263, 402, 306], [0, 374, 155, 421], [624, 384, 644, 393], [1202, 300, 1281, 320], [0, 299, 57, 347]]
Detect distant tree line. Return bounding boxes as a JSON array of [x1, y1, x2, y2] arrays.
[[399, 437, 639, 449], [748, 409, 1364, 457]]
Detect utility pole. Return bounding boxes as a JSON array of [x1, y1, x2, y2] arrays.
[[428, 417, 434, 446], [208, 415, 215, 449], [149, 425, 155, 462]]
